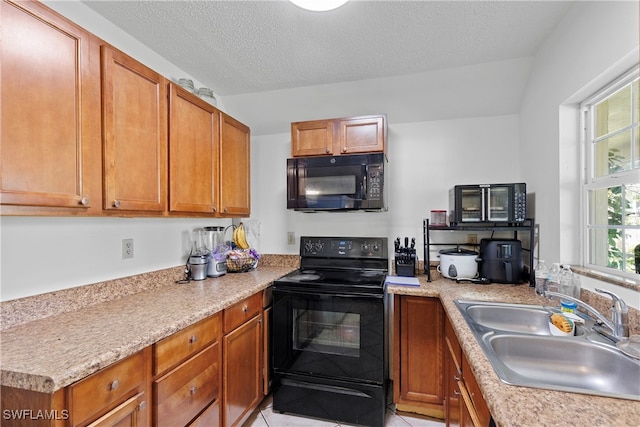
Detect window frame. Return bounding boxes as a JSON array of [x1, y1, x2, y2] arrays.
[[581, 66, 640, 280]]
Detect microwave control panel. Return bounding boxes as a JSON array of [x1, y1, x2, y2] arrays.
[[366, 164, 383, 201]]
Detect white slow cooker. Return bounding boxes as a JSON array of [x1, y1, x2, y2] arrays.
[[438, 248, 479, 279]]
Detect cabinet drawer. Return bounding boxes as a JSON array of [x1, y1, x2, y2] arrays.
[[223, 293, 262, 334], [154, 342, 220, 427], [69, 350, 146, 426], [154, 313, 221, 375], [189, 400, 220, 427]]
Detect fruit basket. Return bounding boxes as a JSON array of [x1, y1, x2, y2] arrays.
[[226, 249, 260, 273]]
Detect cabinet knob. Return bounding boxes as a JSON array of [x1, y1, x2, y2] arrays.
[[325, 149, 330, 154], [113, 200, 121, 208], [189, 335, 197, 344], [342, 147, 347, 153], [79, 197, 89, 206], [243, 305, 249, 313], [224, 207, 229, 213], [453, 390, 461, 396], [138, 401, 147, 411], [190, 385, 197, 395], [212, 207, 217, 213], [109, 379, 120, 391]]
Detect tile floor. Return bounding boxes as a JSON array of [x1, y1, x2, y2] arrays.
[[242, 394, 445, 427]]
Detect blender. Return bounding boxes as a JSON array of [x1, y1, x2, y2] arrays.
[[203, 226, 227, 277], [188, 229, 210, 281]]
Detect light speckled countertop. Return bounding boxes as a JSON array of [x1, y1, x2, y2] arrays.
[[0, 262, 296, 394], [2, 260, 639, 426], [387, 275, 640, 427]]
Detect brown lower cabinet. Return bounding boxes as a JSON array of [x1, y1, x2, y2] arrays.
[[394, 295, 492, 427], [222, 293, 264, 427], [0, 288, 273, 427], [153, 314, 222, 427], [444, 314, 491, 427]]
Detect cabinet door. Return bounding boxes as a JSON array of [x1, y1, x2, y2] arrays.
[[101, 45, 167, 212], [223, 314, 262, 427], [1, 0, 100, 211], [86, 392, 146, 427], [445, 317, 462, 427], [168, 84, 219, 214], [154, 343, 220, 427], [291, 120, 334, 156], [337, 115, 385, 155], [68, 349, 149, 427], [462, 354, 491, 427], [393, 295, 445, 418], [218, 112, 250, 217]]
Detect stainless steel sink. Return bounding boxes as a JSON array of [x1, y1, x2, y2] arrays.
[[463, 301, 585, 336], [486, 334, 640, 400], [455, 299, 640, 401]]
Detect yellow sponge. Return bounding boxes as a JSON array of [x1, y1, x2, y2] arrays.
[[550, 313, 573, 333]]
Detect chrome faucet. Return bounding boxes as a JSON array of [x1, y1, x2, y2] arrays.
[[543, 288, 629, 341]]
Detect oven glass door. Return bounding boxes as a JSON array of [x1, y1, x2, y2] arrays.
[[273, 289, 385, 383], [458, 187, 484, 222], [487, 186, 511, 221]]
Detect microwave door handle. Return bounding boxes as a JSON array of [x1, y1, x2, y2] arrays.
[[481, 189, 487, 221], [361, 165, 367, 199]]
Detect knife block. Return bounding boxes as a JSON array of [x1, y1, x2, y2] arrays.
[[394, 251, 416, 277]]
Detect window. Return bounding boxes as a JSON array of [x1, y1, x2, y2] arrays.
[[582, 68, 639, 277]]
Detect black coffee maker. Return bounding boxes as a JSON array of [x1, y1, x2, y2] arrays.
[[478, 239, 525, 284]]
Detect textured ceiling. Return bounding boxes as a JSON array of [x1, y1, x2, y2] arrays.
[[81, 0, 575, 97]]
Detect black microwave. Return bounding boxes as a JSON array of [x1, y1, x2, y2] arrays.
[[449, 183, 526, 224], [287, 153, 386, 211]]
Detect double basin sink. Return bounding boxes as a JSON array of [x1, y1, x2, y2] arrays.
[[455, 300, 640, 401]]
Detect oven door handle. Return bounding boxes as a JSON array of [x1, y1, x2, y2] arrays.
[[273, 288, 384, 300]]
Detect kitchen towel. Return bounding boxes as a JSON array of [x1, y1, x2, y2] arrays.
[[385, 276, 420, 286]]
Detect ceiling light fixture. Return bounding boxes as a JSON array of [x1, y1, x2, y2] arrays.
[[289, 0, 349, 12]]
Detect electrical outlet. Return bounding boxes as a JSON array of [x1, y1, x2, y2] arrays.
[[287, 232, 296, 245], [122, 238, 134, 259], [468, 234, 478, 244]]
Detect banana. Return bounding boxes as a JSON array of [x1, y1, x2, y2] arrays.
[[233, 225, 240, 248], [232, 223, 250, 249], [237, 222, 250, 249]]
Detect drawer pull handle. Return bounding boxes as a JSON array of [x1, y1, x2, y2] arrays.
[[190, 386, 197, 395], [454, 375, 461, 382], [189, 335, 197, 344], [109, 379, 120, 391], [453, 390, 461, 396]]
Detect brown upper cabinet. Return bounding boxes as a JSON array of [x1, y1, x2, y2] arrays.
[[218, 112, 251, 217], [291, 114, 386, 157], [0, 0, 102, 214], [101, 45, 168, 213], [168, 83, 220, 215], [0, 0, 250, 218], [168, 86, 250, 217]]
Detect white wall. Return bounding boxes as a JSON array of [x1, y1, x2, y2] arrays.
[[519, 1, 640, 307], [2, 1, 639, 308], [253, 115, 521, 257], [520, 0, 639, 265]]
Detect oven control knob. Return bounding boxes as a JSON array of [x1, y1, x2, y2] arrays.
[[304, 241, 314, 253], [372, 243, 380, 252], [361, 243, 370, 253], [314, 242, 324, 252]]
